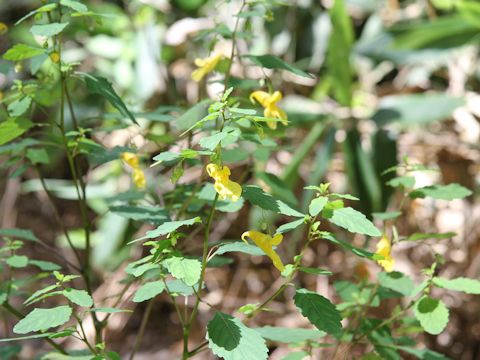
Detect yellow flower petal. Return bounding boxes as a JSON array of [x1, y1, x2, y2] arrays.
[[375, 235, 395, 272], [241, 231, 285, 272], [121, 152, 139, 168], [132, 168, 146, 189], [191, 53, 223, 82], [250, 91, 270, 107], [121, 152, 146, 189], [49, 52, 60, 64], [206, 163, 241, 202], [250, 90, 288, 129], [0, 22, 8, 35]]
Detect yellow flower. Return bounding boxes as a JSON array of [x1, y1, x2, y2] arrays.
[[191, 53, 223, 82], [206, 163, 242, 202], [242, 231, 285, 272], [250, 90, 288, 130], [121, 152, 146, 189], [121, 152, 140, 168], [0, 22, 8, 35], [132, 168, 146, 189], [375, 235, 394, 272], [49, 52, 60, 64]]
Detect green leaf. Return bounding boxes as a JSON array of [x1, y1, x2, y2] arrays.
[[6, 255, 29, 268], [433, 277, 480, 295], [90, 308, 132, 313], [256, 172, 298, 206], [132, 217, 201, 243], [298, 267, 333, 276], [387, 176, 415, 188], [373, 94, 464, 126], [30, 23, 69, 37], [199, 128, 240, 151], [63, 288, 93, 307], [321, 232, 378, 259], [82, 73, 138, 125], [207, 312, 241, 351], [378, 271, 414, 296], [8, 97, 32, 117], [281, 351, 309, 360], [372, 211, 402, 221], [309, 196, 328, 216], [294, 288, 342, 337], [242, 185, 304, 217], [109, 205, 169, 225], [414, 296, 449, 335], [26, 148, 50, 165], [0, 333, 55, 343], [24, 284, 60, 306], [207, 316, 268, 360], [395, 345, 450, 360], [242, 185, 279, 212], [133, 281, 166, 302], [60, 0, 88, 12], [277, 218, 305, 234], [255, 326, 325, 343], [244, 54, 313, 78], [177, 102, 216, 133], [29, 260, 61, 271], [13, 306, 72, 334], [406, 232, 456, 241], [326, 0, 354, 106], [163, 257, 201, 286], [0, 118, 34, 146], [3, 44, 45, 61], [390, 15, 478, 50], [409, 184, 472, 200], [215, 242, 265, 256], [165, 279, 201, 296], [328, 207, 381, 237]]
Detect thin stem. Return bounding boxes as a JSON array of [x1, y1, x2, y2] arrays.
[[55, 23, 102, 342], [162, 278, 185, 328], [72, 311, 97, 354], [35, 166, 83, 267], [188, 340, 208, 357], [129, 299, 155, 360], [223, 0, 247, 90], [183, 194, 219, 359]]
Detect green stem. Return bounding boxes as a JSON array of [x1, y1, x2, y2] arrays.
[[183, 194, 219, 359], [129, 298, 155, 360], [72, 311, 97, 354], [222, 0, 246, 90], [188, 340, 209, 357]]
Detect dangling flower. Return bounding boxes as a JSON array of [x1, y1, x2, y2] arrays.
[[206, 163, 242, 202], [242, 231, 285, 272], [191, 53, 223, 82], [121, 152, 146, 189], [0, 22, 8, 35], [250, 90, 288, 130], [375, 235, 394, 272]]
